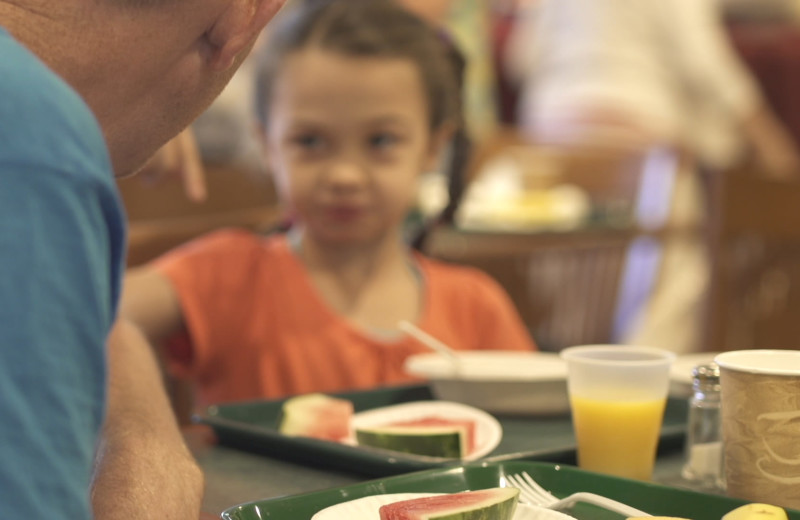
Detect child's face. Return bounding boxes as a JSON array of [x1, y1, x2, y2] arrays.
[[263, 49, 448, 246]]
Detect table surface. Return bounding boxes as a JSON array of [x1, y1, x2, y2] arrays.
[[188, 425, 714, 519]]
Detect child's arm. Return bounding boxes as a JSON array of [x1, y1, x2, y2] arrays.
[[121, 267, 185, 346], [120, 267, 193, 422]]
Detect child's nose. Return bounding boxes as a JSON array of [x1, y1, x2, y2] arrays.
[[326, 157, 367, 185]]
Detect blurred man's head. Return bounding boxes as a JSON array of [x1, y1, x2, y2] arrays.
[[0, 0, 287, 175]]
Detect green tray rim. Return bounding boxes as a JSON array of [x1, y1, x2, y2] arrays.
[[220, 460, 800, 520], [196, 383, 687, 477]]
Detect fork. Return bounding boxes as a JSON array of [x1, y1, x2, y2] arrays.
[[505, 471, 651, 517]]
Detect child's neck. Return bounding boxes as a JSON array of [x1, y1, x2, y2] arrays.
[[290, 227, 422, 334], [294, 229, 409, 274]]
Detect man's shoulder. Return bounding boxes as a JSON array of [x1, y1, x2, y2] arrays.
[[0, 29, 109, 176], [0, 29, 82, 106]]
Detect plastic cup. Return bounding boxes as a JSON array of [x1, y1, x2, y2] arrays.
[[560, 345, 675, 480], [715, 350, 800, 509]]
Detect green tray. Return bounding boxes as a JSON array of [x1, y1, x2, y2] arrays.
[[221, 460, 800, 520], [197, 384, 688, 477]]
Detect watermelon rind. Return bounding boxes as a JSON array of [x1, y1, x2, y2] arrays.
[[355, 425, 466, 458], [379, 487, 520, 520]]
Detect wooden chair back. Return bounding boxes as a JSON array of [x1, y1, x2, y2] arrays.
[[703, 168, 800, 350], [426, 226, 639, 351], [118, 162, 281, 267]]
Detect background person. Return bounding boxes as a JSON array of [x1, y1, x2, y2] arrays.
[[507, 0, 800, 176]]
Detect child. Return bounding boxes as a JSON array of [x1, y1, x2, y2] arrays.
[[121, 0, 536, 414]]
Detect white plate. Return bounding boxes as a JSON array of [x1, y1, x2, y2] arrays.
[[348, 401, 502, 460], [404, 352, 569, 416], [669, 352, 721, 397], [311, 493, 575, 520]]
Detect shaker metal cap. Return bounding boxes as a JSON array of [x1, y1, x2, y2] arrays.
[[692, 362, 721, 391]]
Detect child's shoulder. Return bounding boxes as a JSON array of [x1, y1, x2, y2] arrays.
[[415, 253, 502, 293], [160, 228, 291, 265], [415, 254, 519, 317], [191, 228, 283, 248]]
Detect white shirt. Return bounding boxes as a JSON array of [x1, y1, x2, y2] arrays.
[[508, 0, 762, 167]]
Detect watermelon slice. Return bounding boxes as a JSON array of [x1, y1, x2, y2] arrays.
[[386, 417, 476, 454], [355, 416, 476, 458], [278, 393, 353, 442], [355, 425, 465, 458], [378, 487, 520, 520]]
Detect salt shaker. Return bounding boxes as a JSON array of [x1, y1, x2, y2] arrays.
[[681, 362, 724, 490]]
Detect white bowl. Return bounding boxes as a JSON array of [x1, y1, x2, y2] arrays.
[[404, 351, 569, 416]]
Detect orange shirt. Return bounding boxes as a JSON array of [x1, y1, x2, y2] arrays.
[[153, 230, 536, 406]]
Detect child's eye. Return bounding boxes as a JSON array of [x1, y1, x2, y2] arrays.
[[292, 134, 324, 150], [368, 133, 399, 150]]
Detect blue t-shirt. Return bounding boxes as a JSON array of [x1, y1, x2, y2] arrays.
[[0, 28, 126, 519]]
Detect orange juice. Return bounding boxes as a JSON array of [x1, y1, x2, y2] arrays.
[[570, 395, 667, 480]]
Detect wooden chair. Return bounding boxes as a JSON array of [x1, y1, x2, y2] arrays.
[[426, 226, 640, 351], [118, 161, 281, 267], [703, 168, 800, 351], [425, 128, 683, 351]]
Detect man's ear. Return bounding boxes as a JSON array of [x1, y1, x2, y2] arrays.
[[424, 120, 458, 171], [206, 0, 285, 71]]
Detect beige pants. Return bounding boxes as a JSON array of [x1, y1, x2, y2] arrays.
[[620, 161, 708, 354]]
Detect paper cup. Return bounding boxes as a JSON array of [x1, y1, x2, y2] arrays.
[[715, 350, 800, 509]]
